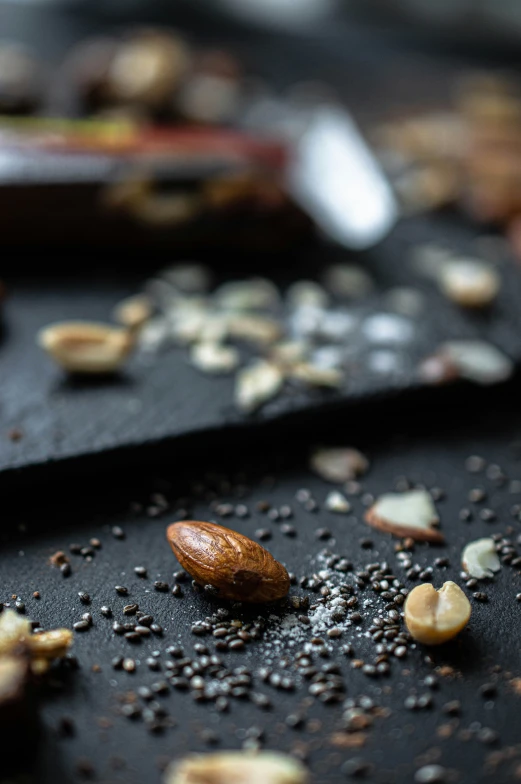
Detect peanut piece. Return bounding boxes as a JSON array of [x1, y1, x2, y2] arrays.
[[404, 581, 471, 645]]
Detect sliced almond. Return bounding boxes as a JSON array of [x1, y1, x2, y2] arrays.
[[235, 360, 283, 413], [310, 448, 369, 483], [165, 751, 309, 784], [462, 538, 500, 579], [38, 321, 134, 374], [190, 342, 239, 374], [365, 490, 443, 543], [113, 294, 153, 330], [404, 581, 471, 645]]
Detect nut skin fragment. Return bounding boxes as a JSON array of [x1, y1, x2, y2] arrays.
[[365, 490, 444, 543], [166, 521, 290, 603], [164, 751, 309, 784], [38, 321, 135, 374], [404, 582, 471, 645]]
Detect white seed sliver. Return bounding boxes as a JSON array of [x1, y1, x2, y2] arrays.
[[235, 360, 283, 413], [462, 538, 500, 579], [310, 448, 369, 483], [190, 342, 239, 374], [325, 490, 351, 513], [165, 751, 309, 784], [365, 489, 443, 542]]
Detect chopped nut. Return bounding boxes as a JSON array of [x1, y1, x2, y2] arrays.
[[439, 258, 500, 308], [0, 609, 72, 674], [310, 447, 368, 483], [226, 314, 282, 345], [288, 363, 342, 388], [325, 491, 351, 514], [164, 751, 309, 784], [38, 321, 135, 374], [421, 341, 513, 386], [190, 342, 239, 374], [235, 360, 283, 413], [404, 582, 471, 645], [49, 551, 69, 568], [462, 538, 501, 579], [365, 490, 444, 542], [113, 294, 153, 330]]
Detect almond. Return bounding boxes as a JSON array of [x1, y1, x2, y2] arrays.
[[365, 490, 444, 543], [166, 521, 290, 603]]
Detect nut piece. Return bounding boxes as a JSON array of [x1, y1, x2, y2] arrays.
[[190, 342, 239, 374], [0, 609, 72, 674], [113, 294, 153, 330], [439, 259, 500, 308], [310, 447, 369, 483], [462, 538, 500, 579], [166, 521, 290, 603], [365, 490, 444, 543], [404, 581, 471, 645], [38, 321, 135, 374], [235, 360, 284, 413], [165, 751, 309, 784]]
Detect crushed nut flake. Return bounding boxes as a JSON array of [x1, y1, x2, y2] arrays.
[[113, 294, 153, 330], [432, 341, 513, 386], [288, 363, 342, 388], [0, 609, 72, 674], [439, 258, 500, 308], [38, 321, 135, 374], [325, 490, 351, 513], [462, 538, 501, 579], [235, 361, 284, 412], [310, 447, 369, 483], [190, 342, 239, 374], [365, 489, 444, 542], [165, 751, 309, 784]]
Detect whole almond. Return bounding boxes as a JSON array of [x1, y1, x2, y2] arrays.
[[166, 521, 290, 603]]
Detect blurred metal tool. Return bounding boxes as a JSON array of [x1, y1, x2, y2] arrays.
[[244, 96, 398, 250]]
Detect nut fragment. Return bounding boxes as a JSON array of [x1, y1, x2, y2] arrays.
[[325, 491, 351, 513], [365, 490, 444, 543], [0, 609, 72, 674], [439, 259, 500, 308], [235, 360, 283, 413], [190, 342, 239, 374], [462, 538, 500, 579], [404, 582, 471, 645], [166, 521, 290, 603], [421, 341, 513, 386], [38, 321, 135, 374], [113, 294, 153, 330], [310, 447, 369, 483], [165, 751, 309, 784]]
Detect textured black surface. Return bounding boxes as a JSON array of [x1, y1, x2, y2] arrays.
[[3, 216, 521, 478], [3, 387, 521, 784]]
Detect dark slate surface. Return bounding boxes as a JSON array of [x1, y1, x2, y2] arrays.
[[3, 385, 521, 784], [3, 215, 521, 477]]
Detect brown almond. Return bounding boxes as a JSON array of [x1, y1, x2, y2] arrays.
[[166, 521, 290, 603]]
